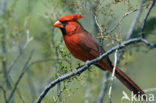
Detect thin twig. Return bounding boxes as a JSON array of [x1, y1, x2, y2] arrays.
[[140, 38, 156, 47], [144, 87, 156, 93], [106, 9, 138, 34], [97, 71, 110, 103], [0, 0, 14, 102], [9, 77, 26, 103], [141, 0, 156, 38], [23, 30, 33, 49], [0, 50, 22, 87], [108, 50, 118, 103], [117, 0, 148, 64], [51, 27, 63, 103], [126, 0, 146, 40], [7, 50, 34, 103], [0, 86, 7, 103], [89, 0, 104, 53], [93, 14, 104, 53], [87, 1, 110, 102], [36, 37, 156, 103], [54, 81, 70, 103]]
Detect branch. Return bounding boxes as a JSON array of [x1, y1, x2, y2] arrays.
[[0, 48, 22, 87], [4, 57, 57, 102], [0, 86, 7, 103], [141, 0, 156, 38], [54, 81, 70, 103], [126, 0, 146, 40], [144, 87, 156, 93], [51, 28, 63, 102], [36, 37, 156, 103], [9, 77, 26, 103], [117, 0, 153, 64], [93, 14, 104, 54], [97, 71, 110, 103], [0, 0, 14, 102], [106, 9, 138, 34], [108, 50, 118, 103], [6, 50, 34, 103], [89, 1, 111, 102], [140, 38, 156, 48], [88, 0, 104, 54]]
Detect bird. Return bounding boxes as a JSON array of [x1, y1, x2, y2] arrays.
[[53, 14, 145, 98]]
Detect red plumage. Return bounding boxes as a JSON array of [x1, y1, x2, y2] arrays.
[[54, 14, 145, 98], [59, 14, 85, 22]]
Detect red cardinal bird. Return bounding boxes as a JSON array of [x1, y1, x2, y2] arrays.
[[54, 14, 145, 97]]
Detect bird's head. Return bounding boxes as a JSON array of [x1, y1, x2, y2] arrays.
[[53, 14, 85, 35]]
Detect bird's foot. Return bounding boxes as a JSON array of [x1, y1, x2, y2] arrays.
[[85, 61, 91, 71]]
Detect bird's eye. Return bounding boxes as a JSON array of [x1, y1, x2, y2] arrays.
[[61, 21, 68, 27]]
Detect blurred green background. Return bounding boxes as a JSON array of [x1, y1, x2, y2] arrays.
[[0, 0, 156, 103]]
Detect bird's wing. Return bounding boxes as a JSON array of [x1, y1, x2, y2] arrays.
[[77, 31, 113, 70], [78, 31, 101, 58]]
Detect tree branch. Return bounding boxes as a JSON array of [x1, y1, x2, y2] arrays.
[[89, 1, 111, 102], [6, 50, 34, 103], [117, 0, 154, 64], [144, 87, 156, 93], [126, 0, 146, 40], [97, 71, 110, 103], [141, 0, 156, 38], [51, 28, 63, 103], [108, 50, 118, 103], [0, 86, 7, 103], [36, 37, 156, 103], [0, 0, 14, 102]]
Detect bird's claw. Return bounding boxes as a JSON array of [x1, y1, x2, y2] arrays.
[[85, 61, 91, 71]]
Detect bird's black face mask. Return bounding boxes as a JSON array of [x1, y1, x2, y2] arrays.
[[60, 21, 68, 35]]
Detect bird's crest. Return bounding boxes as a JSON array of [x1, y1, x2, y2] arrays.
[[59, 14, 85, 22]]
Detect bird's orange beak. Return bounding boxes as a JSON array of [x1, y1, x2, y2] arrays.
[[53, 21, 64, 28]]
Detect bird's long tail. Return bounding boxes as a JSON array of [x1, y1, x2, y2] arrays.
[[115, 67, 145, 97], [98, 63, 146, 99]]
